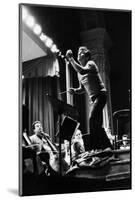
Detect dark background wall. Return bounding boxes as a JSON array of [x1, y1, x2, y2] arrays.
[[104, 11, 131, 112]]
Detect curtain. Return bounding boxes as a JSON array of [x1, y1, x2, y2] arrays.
[[23, 56, 59, 78], [22, 55, 60, 141], [22, 76, 59, 142]]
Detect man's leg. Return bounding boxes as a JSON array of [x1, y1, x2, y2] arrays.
[[89, 93, 112, 150]]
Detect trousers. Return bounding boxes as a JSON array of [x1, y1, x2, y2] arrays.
[[89, 91, 113, 150]]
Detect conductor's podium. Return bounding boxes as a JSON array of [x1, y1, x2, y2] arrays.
[[66, 148, 130, 189]]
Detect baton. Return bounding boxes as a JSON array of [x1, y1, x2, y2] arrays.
[[59, 90, 69, 95]]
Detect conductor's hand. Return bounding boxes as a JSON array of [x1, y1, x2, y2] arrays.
[[66, 49, 73, 60], [68, 88, 76, 95]]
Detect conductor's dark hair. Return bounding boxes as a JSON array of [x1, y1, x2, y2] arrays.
[[78, 46, 91, 60]]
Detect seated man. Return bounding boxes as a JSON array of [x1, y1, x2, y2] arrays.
[[30, 121, 69, 176], [30, 121, 58, 176]]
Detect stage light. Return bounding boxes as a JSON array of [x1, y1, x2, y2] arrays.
[[33, 24, 42, 35], [26, 16, 35, 28], [39, 33, 47, 41], [45, 37, 53, 48], [51, 44, 59, 53], [22, 7, 28, 21]]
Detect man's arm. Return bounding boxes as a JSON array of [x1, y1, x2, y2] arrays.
[[68, 82, 85, 95], [66, 50, 95, 75], [69, 57, 85, 75]]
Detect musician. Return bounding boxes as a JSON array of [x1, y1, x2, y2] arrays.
[[66, 47, 113, 151], [30, 121, 69, 175], [30, 121, 57, 175], [71, 129, 85, 161]]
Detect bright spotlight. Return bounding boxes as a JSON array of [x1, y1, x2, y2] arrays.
[[26, 16, 35, 28], [45, 37, 53, 48], [22, 7, 28, 21], [39, 33, 47, 41], [33, 24, 42, 35], [51, 44, 59, 53]]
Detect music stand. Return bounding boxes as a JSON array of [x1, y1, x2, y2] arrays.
[[46, 94, 79, 175], [59, 116, 80, 165]]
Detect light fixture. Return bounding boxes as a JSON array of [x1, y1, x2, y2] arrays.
[[26, 16, 35, 28], [22, 8, 59, 54], [33, 24, 42, 35], [39, 33, 47, 41], [51, 44, 59, 53], [45, 37, 53, 48]]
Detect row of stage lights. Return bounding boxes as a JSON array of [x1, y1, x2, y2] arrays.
[[22, 6, 59, 54]]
